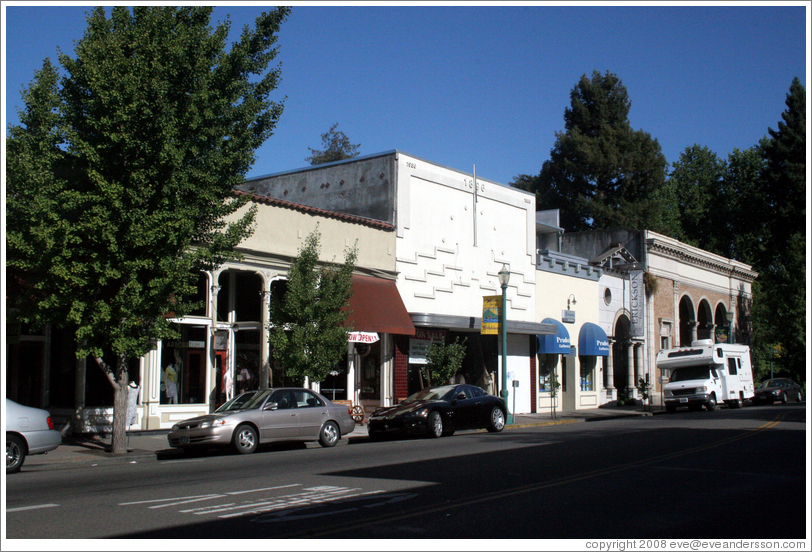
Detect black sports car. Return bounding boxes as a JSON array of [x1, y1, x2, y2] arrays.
[[367, 383, 506, 439], [752, 378, 803, 405]]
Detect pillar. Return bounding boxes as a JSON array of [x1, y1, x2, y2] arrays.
[[626, 342, 635, 396], [605, 338, 615, 399]]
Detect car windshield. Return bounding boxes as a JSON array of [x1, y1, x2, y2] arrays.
[[758, 380, 783, 389], [405, 385, 457, 402], [670, 366, 713, 382], [215, 391, 259, 412], [231, 389, 273, 410]]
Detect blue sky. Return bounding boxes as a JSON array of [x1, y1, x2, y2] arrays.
[[2, 3, 808, 186]]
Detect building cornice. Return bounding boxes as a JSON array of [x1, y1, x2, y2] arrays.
[[644, 232, 758, 282]]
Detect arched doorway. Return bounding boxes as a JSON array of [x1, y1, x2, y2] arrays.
[[697, 299, 714, 341], [714, 302, 730, 343], [612, 315, 630, 392], [678, 296, 696, 346]]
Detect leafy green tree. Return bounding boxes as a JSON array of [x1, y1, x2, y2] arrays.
[[6, 6, 289, 452], [515, 71, 673, 234], [269, 227, 358, 383], [423, 337, 468, 388], [751, 78, 806, 384], [305, 122, 361, 165], [668, 144, 729, 255], [724, 146, 767, 263]]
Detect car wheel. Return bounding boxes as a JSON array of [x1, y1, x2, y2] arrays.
[[319, 421, 340, 448], [427, 411, 443, 438], [665, 404, 677, 414], [796, 391, 803, 402], [6, 434, 26, 474], [232, 424, 258, 454], [705, 394, 717, 411], [487, 406, 506, 432], [781, 392, 788, 404]]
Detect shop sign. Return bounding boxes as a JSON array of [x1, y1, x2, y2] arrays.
[[561, 310, 575, 324], [409, 329, 447, 365], [348, 331, 380, 343], [481, 295, 501, 335], [715, 327, 730, 343], [629, 270, 645, 337]]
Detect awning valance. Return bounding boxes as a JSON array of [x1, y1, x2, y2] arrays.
[[578, 322, 610, 356], [537, 318, 571, 355], [343, 275, 416, 336]]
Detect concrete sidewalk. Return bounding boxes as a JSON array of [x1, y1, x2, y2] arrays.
[[18, 404, 663, 472]]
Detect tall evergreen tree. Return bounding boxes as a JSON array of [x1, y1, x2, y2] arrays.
[[6, 6, 289, 452], [668, 144, 729, 256], [751, 78, 806, 383], [269, 228, 358, 383], [305, 122, 361, 165], [515, 71, 673, 234]]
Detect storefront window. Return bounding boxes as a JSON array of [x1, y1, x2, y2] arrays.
[[235, 329, 261, 394], [359, 341, 381, 400], [580, 356, 596, 391], [322, 358, 348, 401], [538, 353, 559, 392], [161, 325, 207, 404]]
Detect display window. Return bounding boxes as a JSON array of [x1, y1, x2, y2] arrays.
[[161, 325, 207, 404]]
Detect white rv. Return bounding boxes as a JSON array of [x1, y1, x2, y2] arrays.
[[657, 339, 755, 413]]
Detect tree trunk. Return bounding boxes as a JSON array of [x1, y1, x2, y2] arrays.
[[94, 354, 130, 454]]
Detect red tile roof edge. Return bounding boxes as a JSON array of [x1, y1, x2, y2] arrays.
[[233, 190, 395, 231]]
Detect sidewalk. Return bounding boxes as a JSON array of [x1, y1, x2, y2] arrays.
[[19, 404, 664, 472]]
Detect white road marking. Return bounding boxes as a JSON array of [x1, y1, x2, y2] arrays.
[[6, 503, 60, 513]]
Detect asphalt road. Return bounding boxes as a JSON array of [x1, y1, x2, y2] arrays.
[[5, 403, 807, 541]]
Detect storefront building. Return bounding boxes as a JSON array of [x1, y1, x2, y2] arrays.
[[240, 151, 555, 414], [561, 229, 757, 407]]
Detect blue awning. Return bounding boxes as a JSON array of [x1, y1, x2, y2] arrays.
[[537, 318, 571, 355], [578, 322, 610, 356]]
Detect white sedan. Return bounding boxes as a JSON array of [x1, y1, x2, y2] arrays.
[[6, 398, 62, 474]]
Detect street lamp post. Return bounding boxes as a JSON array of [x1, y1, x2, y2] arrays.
[[498, 264, 514, 424]]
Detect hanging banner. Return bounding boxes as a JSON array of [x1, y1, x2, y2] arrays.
[[481, 295, 501, 335], [629, 270, 645, 337], [348, 331, 380, 343]]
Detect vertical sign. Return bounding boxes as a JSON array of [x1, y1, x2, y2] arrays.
[[629, 270, 645, 337], [481, 295, 501, 335]]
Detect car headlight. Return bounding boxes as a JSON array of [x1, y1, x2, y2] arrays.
[[413, 407, 430, 417], [770, 390, 780, 395], [200, 419, 226, 429], [664, 390, 673, 397], [697, 386, 707, 393], [171, 423, 180, 431]]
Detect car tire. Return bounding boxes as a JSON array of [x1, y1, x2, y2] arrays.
[[232, 424, 258, 454], [665, 404, 677, 414], [706, 394, 717, 412], [319, 421, 340, 448], [781, 392, 788, 404], [6, 434, 26, 474], [487, 406, 506, 433], [796, 391, 803, 402], [427, 411, 443, 438]]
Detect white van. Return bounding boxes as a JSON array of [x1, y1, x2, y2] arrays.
[[657, 339, 754, 413]]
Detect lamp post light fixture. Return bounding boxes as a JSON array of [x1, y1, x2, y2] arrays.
[[498, 264, 514, 425], [724, 309, 735, 344], [567, 294, 577, 310]]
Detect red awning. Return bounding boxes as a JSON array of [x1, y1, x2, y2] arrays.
[[344, 275, 415, 336]]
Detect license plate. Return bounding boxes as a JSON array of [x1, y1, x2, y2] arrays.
[[679, 398, 688, 403], [179, 435, 190, 445]]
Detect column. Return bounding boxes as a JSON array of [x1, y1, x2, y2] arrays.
[[634, 342, 643, 389], [260, 287, 272, 389], [605, 338, 615, 399], [689, 321, 698, 344], [626, 342, 635, 396]]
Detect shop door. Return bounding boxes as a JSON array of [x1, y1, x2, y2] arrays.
[[215, 351, 228, 408], [185, 350, 206, 404]]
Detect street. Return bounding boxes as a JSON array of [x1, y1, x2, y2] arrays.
[[5, 404, 807, 540]]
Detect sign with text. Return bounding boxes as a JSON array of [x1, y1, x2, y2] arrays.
[[409, 329, 447, 365], [481, 295, 501, 335], [629, 270, 645, 337]]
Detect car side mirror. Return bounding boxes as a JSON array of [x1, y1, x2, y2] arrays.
[[264, 402, 278, 411], [456, 393, 466, 400]]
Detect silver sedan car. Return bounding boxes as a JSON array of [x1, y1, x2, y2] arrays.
[[167, 388, 355, 454], [6, 398, 62, 474]]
